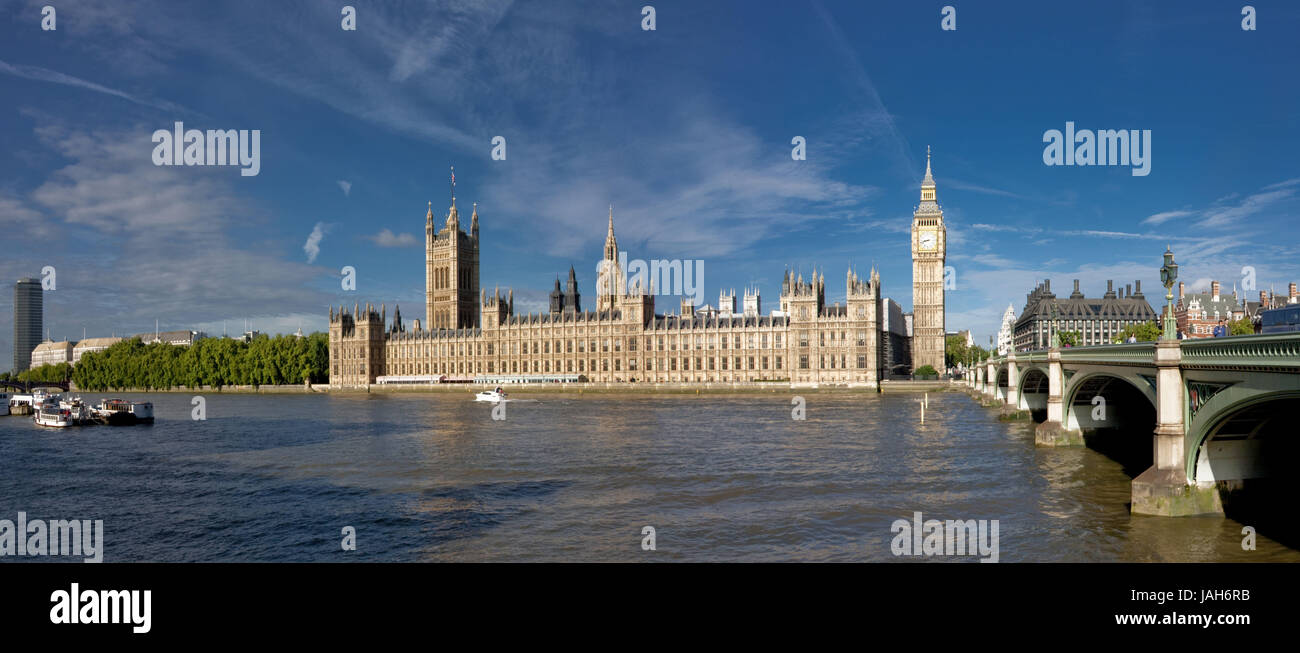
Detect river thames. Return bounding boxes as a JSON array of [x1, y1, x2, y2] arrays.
[[2, 390, 1295, 562]]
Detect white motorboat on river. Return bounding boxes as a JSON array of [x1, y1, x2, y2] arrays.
[[474, 388, 508, 402]]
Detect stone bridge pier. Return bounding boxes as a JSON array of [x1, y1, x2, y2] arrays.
[[1034, 348, 1081, 445], [1000, 353, 1022, 417], [1129, 341, 1221, 515]]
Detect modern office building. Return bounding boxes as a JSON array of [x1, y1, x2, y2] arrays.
[[13, 278, 43, 374]]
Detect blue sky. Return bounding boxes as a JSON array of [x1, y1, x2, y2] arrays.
[[2, 0, 1298, 371]]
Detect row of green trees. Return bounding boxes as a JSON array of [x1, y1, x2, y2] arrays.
[[945, 335, 992, 369], [58, 333, 330, 391], [0, 362, 74, 384]]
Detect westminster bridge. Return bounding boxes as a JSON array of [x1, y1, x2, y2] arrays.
[[967, 333, 1300, 517]]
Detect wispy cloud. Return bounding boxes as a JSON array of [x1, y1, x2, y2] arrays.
[[304, 222, 329, 263], [1141, 180, 1300, 230], [337, 180, 352, 197], [1141, 209, 1192, 225], [0, 59, 186, 113], [365, 228, 418, 248], [1200, 185, 1298, 228], [1063, 229, 1157, 240], [969, 224, 1157, 241], [1263, 178, 1300, 191], [971, 223, 1028, 233], [944, 179, 1024, 199]]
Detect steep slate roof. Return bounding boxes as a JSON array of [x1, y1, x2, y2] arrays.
[[1017, 279, 1157, 327]]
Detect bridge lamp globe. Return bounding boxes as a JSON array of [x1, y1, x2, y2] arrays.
[[1160, 247, 1178, 295]]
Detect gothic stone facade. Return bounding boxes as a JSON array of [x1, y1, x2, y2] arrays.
[[330, 196, 886, 388]]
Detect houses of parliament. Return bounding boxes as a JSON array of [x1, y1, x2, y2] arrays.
[[328, 155, 946, 388]]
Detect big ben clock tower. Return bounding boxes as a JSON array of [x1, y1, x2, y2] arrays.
[[911, 146, 946, 375]]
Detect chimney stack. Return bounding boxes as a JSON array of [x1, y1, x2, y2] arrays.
[[1211, 281, 1221, 301], [1178, 281, 1185, 304], [1134, 280, 1142, 295], [1125, 283, 1132, 299]]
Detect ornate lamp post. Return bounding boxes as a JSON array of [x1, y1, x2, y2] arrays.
[[1160, 246, 1179, 340]]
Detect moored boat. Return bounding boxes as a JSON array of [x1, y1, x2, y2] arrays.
[[59, 396, 94, 424], [92, 399, 155, 425], [34, 401, 73, 428]]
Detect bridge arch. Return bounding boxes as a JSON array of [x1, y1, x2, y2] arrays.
[[1189, 389, 1300, 484], [1189, 389, 1300, 545], [1061, 370, 1157, 433], [995, 367, 1009, 402], [1016, 366, 1049, 417]]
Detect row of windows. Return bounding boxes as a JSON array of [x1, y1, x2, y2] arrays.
[[382, 356, 792, 375], [384, 334, 809, 358], [382, 330, 882, 359], [431, 266, 472, 290], [381, 352, 879, 376]]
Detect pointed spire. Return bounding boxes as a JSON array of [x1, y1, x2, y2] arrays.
[[608, 204, 615, 237], [918, 145, 938, 204]]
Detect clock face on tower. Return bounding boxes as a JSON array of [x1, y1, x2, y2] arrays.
[[919, 231, 937, 251]]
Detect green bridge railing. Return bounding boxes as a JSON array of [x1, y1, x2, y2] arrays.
[[983, 332, 1300, 370]]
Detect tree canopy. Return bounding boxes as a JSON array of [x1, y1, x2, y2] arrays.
[[1112, 321, 1163, 343], [70, 333, 329, 391]]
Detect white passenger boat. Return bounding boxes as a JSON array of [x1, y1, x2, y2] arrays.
[[92, 398, 155, 425], [34, 401, 73, 428], [474, 388, 508, 402], [59, 396, 94, 424]]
